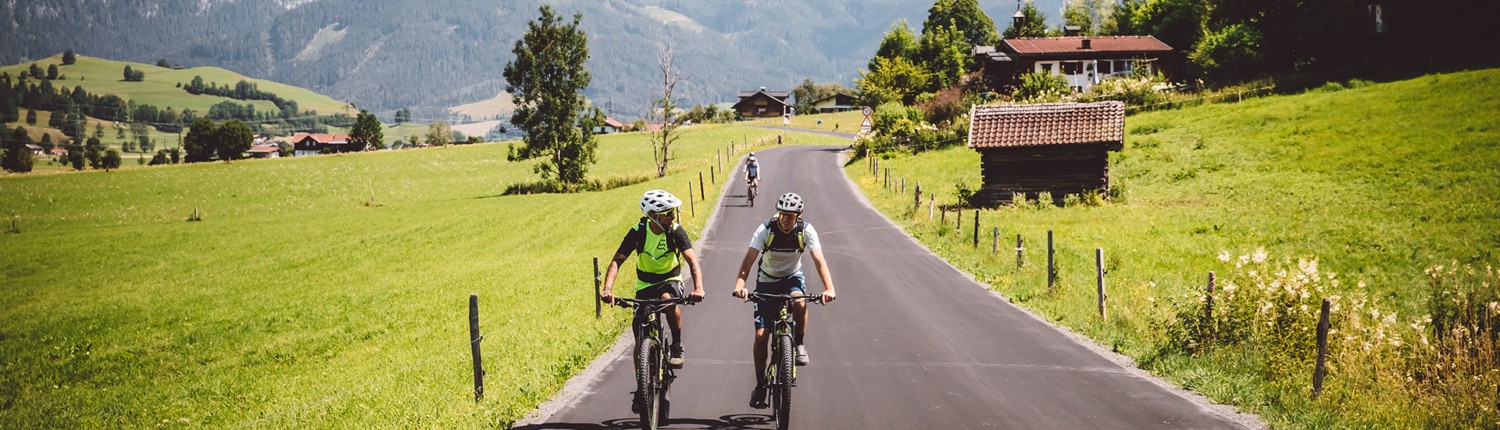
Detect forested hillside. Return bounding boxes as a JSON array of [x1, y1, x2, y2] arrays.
[[0, 0, 1065, 119]]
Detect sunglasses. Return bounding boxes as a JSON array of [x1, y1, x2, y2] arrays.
[[652, 210, 678, 219]]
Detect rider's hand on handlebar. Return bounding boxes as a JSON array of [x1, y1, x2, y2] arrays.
[[688, 289, 706, 303], [599, 290, 615, 305], [732, 287, 748, 300], [820, 290, 836, 304]]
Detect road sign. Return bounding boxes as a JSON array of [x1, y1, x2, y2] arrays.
[[862, 106, 873, 116], [860, 116, 873, 133]]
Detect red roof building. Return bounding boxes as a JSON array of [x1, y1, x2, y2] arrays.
[[733, 88, 792, 118], [291, 133, 353, 156], [965, 101, 1125, 206], [975, 36, 1175, 93]]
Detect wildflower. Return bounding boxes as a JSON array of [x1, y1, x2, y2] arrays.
[[1218, 250, 1231, 262], [1252, 247, 1268, 264]]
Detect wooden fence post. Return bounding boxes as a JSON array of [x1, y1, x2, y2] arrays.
[[594, 258, 602, 318], [717, 148, 722, 172], [1313, 298, 1331, 398], [1047, 230, 1055, 291], [956, 207, 961, 230], [940, 208, 945, 224], [1096, 248, 1106, 319], [1016, 234, 1024, 268], [991, 227, 999, 255], [901, 177, 905, 194], [688, 182, 695, 218], [972, 210, 980, 247], [469, 295, 485, 402], [1205, 272, 1216, 341], [710, 166, 716, 185], [928, 195, 935, 220], [914, 183, 922, 213], [698, 172, 705, 201]]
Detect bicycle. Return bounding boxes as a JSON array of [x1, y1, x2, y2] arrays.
[[607, 296, 693, 429], [745, 292, 823, 430], [747, 179, 758, 207]]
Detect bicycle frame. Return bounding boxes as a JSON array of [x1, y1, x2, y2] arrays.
[[609, 296, 691, 429], [747, 292, 822, 430]]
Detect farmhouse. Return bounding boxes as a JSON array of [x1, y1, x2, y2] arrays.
[[290, 133, 353, 156], [733, 88, 792, 118], [248, 144, 280, 158], [974, 36, 1174, 92], [809, 93, 858, 114], [595, 117, 628, 134], [966, 101, 1124, 207], [26, 144, 44, 156]]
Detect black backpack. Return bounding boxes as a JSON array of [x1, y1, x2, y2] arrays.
[[759, 217, 806, 253]]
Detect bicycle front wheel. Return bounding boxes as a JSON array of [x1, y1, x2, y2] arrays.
[[773, 333, 795, 430], [636, 338, 662, 429]]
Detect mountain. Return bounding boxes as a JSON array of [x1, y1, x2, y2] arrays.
[[0, 0, 1065, 120]]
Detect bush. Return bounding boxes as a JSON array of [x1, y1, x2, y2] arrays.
[[1013, 71, 1069, 103], [1081, 74, 1169, 107], [872, 102, 922, 136]]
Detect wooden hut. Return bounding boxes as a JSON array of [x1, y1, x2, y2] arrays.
[[966, 101, 1124, 207]]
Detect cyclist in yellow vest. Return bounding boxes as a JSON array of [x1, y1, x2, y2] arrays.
[[601, 190, 706, 368], [731, 192, 837, 409]]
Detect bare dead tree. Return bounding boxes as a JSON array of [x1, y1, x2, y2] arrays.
[[648, 29, 682, 178]]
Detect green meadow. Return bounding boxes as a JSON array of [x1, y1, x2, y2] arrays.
[[847, 69, 1500, 428], [0, 124, 847, 428]]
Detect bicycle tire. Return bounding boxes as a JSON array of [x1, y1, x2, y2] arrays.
[[773, 333, 795, 430], [636, 337, 662, 430]]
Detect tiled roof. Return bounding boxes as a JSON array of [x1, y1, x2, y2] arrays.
[[603, 117, 628, 128], [1003, 36, 1173, 55], [291, 133, 350, 144], [967, 101, 1125, 149], [738, 90, 791, 99], [248, 145, 280, 153]]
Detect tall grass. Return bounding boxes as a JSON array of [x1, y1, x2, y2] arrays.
[[844, 68, 1500, 428], [0, 123, 846, 428]]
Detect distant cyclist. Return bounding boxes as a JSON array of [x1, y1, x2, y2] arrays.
[[731, 192, 837, 408], [745, 153, 761, 189], [601, 190, 706, 368]]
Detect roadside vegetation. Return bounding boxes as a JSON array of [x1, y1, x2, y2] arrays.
[[0, 122, 845, 428], [844, 68, 1500, 428]]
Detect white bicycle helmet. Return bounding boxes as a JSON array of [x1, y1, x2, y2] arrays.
[[748, 153, 757, 162], [640, 190, 682, 216], [776, 192, 804, 213]]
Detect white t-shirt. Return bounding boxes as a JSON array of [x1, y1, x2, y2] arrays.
[[748, 221, 821, 282]]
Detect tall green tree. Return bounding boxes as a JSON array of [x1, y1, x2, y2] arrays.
[[856, 56, 931, 106], [792, 78, 849, 114], [426, 121, 452, 147], [916, 23, 973, 91], [869, 20, 919, 72], [1115, 0, 1202, 56], [3, 126, 35, 173], [25, 109, 36, 125], [183, 119, 217, 163], [47, 64, 59, 80], [1002, 0, 1049, 38], [1062, 0, 1117, 35], [502, 5, 602, 185], [350, 110, 384, 150], [101, 148, 122, 171], [216, 120, 252, 161], [394, 108, 411, 124], [62, 50, 77, 65], [923, 0, 1000, 48]]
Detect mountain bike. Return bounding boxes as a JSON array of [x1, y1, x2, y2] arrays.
[[746, 292, 823, 430], [608, 296, 693, 429], [747, 179, 758, 207]]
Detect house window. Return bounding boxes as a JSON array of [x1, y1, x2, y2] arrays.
[[1038, 62, 1055, 74], [1100, 60, 1114, 74], [1061, 62, 1082, 75]]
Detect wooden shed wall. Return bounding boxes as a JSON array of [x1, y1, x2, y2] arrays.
[[973, 143, 1110, 207]]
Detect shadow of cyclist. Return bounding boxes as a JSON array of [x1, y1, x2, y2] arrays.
[[512, 413, 771, 429]]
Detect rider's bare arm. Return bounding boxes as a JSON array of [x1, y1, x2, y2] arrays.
[[682, 248, 706, 301], [809, 247, 836, 303], [601, 252, 629, 303], [731, 247, 760, 298]]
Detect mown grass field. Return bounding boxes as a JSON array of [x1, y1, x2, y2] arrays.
[[0, 124, 848, 428], [846, 69, 1500, 428]]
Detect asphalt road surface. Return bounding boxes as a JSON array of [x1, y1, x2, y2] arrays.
[[516, 143, 1257, 429]]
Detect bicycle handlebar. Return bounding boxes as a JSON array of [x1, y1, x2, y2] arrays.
[[606, 296, 696, 309], [745, 292, 825, 304]]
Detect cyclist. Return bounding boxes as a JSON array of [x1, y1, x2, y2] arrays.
[[730, 192, 837, 409], [601, 190, 706, 370], [745, 153, 761, 190]]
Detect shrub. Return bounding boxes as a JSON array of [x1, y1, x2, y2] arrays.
[[1012, 71, 1069, 103]]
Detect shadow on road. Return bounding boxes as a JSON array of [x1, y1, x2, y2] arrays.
[[513, 413, 772, 429]]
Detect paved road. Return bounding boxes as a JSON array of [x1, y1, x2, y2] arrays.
[[517, 144, 1255, 429]]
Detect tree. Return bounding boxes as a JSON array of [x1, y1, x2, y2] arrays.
[[916, 23, 972, 91], [149, 149, 170, 165], [1115, 0, 1202, 56], [394, 108, 411, 124], [28, 63, 43, 79], [425, 121, 452, 147], [1002, 0, 1049, 38], [25, 109, 36, 125], [84, 145, 103, 170], [67, 146, 85, 170], [1063, 0, 1117, 35], [792, 78, 848, 114], [183, 119, 217, 163], [62, 50, 77, 65], [870, 20, 919, 72], [3, 127, 35, 173], [502, 5, 601, 185], [350, 110, 384, 150], [101, 148, 122, 171], [1190, 24, 1264, 82], [647, 30, 682, 178], [216, 120, 252, 161], [156, 59, 170, 68], [47, 64, 59, 80], [856, 56, 931, 106], [123, 65, 134, 81], [922, 0, 1000, 48]]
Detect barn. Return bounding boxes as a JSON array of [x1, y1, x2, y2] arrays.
[[966, 101, 1125, 207]]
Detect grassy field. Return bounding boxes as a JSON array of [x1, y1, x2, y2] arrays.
[[0, 124, 848, 428], [1, 53, 348, 115], [846, 69, 1500, 428]]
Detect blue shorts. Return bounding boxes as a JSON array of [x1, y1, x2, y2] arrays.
[[753, 272, 806, 330]]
